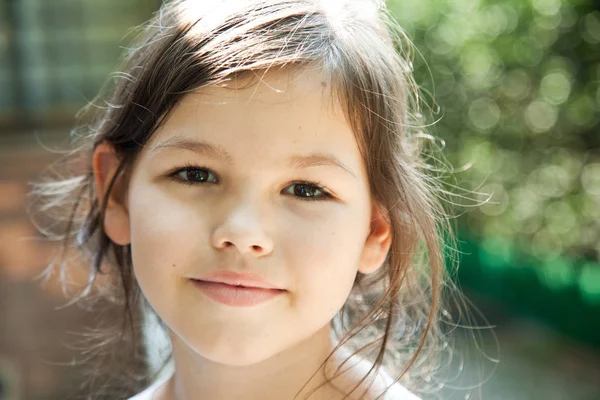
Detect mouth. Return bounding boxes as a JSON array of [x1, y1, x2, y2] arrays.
[[194, 270, 283, 290], [190, 279, 285, 307]]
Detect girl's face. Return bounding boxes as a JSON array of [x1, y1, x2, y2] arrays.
[[98, 67, 391, 366]]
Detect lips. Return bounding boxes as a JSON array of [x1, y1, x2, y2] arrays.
[[190, 279, 285, 307], [194, 270, 282, 290]]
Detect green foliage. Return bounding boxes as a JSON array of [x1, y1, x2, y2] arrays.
[[387, 0, 600, 263]]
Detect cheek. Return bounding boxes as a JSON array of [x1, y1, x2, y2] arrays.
[[128, 184, 207, 293], [285, 208, 367, 312]]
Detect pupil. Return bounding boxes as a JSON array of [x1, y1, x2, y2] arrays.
[[297, 184, 312, 197], [188, 169, 206, 182]]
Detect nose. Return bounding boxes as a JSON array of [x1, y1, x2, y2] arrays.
[[210, 196, 274, 257]]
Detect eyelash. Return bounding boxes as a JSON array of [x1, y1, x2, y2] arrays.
[[167, 163, 334, 202]]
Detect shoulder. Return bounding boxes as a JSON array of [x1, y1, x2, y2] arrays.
[[128, 382, 162, 400], [127, 388, 154, 400], [127, 369, 173, 400], [379, 381, 422, 400], [333, 348, 421, 400], [374, 368, 422, 400]]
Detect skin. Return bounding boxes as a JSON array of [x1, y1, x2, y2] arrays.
[[93, 67, 393, 400]]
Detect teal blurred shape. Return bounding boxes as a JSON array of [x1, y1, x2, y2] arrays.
[[456, 232, 600, 349]]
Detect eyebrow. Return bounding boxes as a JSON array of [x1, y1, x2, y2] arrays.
[[149, 136, 358, 180]]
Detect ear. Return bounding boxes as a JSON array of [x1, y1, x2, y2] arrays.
[[92, 142, 131, 246], [358, 201, 392, 275]]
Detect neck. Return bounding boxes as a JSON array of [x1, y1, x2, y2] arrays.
[[159, 324, 350, 400]]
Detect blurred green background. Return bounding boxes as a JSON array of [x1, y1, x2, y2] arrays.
[[0, 0, 598, 399], [388, 0, 600, 348]]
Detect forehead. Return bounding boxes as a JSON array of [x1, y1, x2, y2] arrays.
[[142, 67, 362, 172], [201, 67, 334, 106]]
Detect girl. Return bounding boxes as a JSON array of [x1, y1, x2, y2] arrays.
[[30, 0, 461, 398]]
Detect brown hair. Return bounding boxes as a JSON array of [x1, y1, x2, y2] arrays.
[[28, 0, 461, 398]]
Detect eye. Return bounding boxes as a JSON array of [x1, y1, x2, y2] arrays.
[[168, 165, 334, 202], [282, 181, 333, 202], [169, 165, 218, 186]]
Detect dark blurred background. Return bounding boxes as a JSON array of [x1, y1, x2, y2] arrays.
[[0, 0, 599, 399]]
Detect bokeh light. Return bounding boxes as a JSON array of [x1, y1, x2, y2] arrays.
[[389, 0, 600, 269]]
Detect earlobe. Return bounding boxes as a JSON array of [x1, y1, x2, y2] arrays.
[[358, 202, 392, 275], [92, 142, 131, 246]]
